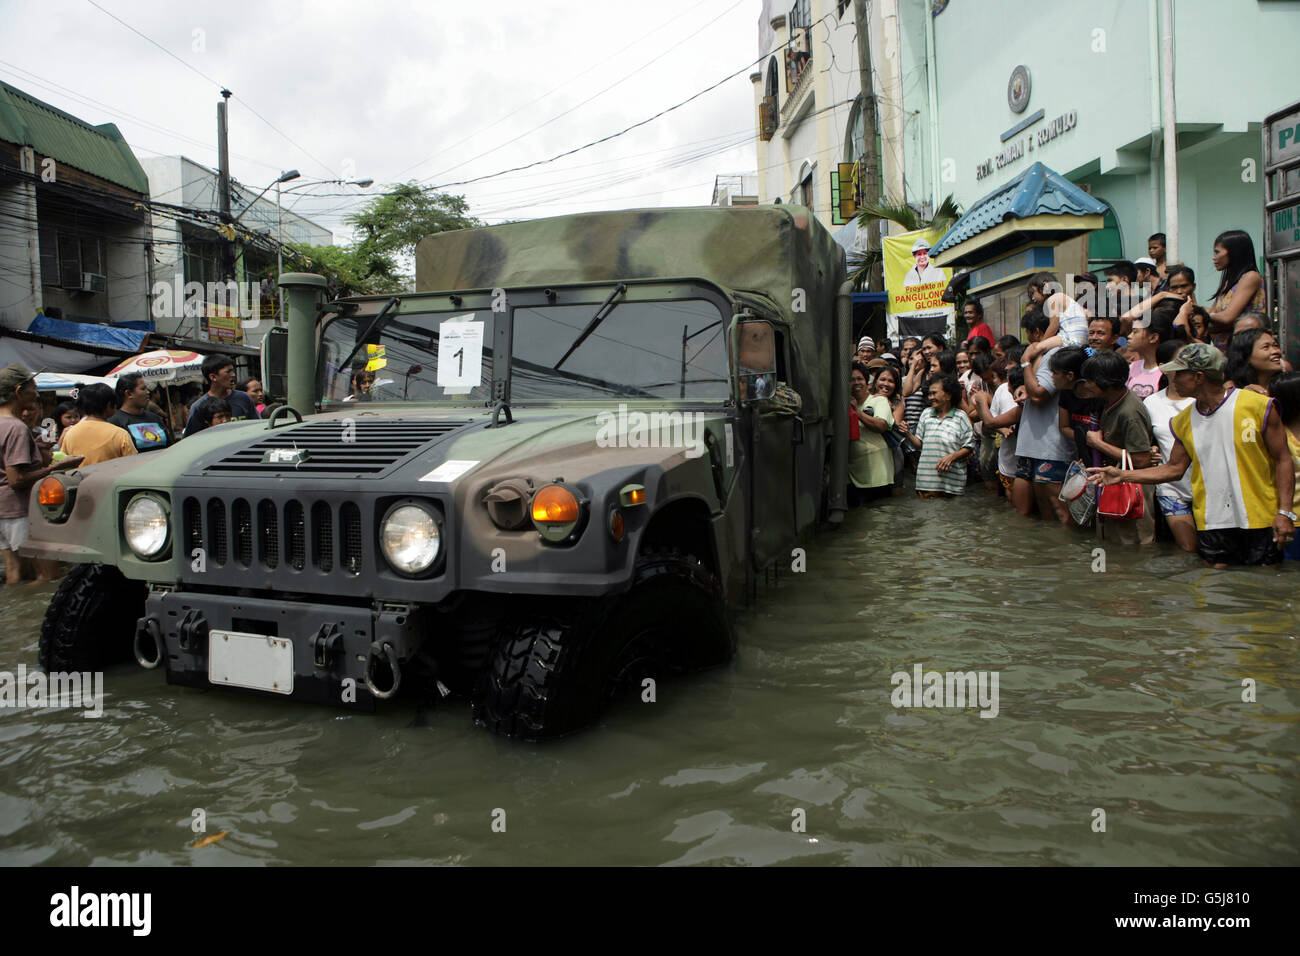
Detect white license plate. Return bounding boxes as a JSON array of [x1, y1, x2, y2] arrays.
[[208, 630, 294, 695]]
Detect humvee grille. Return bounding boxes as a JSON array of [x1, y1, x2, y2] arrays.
[[258, 499, 279, 568], [341, 503, 363, 575], [286, 501, 306, 570], [184, 498, 202, 554], [207, 499, 227, 565], [312, 502, 333, 572], [203, 419, 474, 477], [232, 499, 252, 566], [185, 496, 357, 575]]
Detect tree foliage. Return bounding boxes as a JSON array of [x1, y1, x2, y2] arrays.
[[847, 194, 962, 291], [282, 182, 481, 296]]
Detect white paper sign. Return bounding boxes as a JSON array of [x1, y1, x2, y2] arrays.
[[437, 318, 484, 388], [419, 459, 480, 483]]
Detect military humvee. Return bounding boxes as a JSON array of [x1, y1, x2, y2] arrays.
[[27, 206, 850, 739]]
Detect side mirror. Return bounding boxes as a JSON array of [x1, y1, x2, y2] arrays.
[[735, 317, 777, 404], [261, 326, 289, 401]]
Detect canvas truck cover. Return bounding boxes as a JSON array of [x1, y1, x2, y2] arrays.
[[415, 205, 847, 419]]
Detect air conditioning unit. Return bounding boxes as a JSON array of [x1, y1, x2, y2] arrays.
[[81, 273, 107, 293]]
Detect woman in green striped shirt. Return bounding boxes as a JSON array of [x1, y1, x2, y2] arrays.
[[901, 374, 973, 497]]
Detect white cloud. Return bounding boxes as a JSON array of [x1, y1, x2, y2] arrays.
[[2, 0, 763, 241]]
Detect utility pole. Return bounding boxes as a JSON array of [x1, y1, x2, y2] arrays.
[[217, 89, 233, 282], [853, 0, 884, 291], [1159, 0, 1179, 265]]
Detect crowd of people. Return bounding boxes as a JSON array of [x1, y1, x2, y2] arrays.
[[846, 229, 1298, 568], [0, 352, 273, 585]]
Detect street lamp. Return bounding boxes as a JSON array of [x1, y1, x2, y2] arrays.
[[217, 169, 299, 340], [276, 176, 373, 320]]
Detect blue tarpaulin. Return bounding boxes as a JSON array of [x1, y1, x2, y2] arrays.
[[27, 315, 147, 351]]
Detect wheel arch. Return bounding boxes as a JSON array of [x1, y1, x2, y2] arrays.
[[635, 495, 719, 579]]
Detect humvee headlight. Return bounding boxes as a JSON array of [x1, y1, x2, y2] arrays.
[[381, 504, 441, 574], [530, 484, 587, 543], [123, 494, 169, 559]]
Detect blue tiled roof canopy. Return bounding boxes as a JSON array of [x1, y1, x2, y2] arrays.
[[933, 163, 1106, 255]]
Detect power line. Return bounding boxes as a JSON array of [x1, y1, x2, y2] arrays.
[[83, 0, 336, 178], [422, 8, 838, 193], [389, 0, 716, 180], [416, 0, 748, 185]]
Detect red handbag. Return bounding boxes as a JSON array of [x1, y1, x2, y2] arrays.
[[849, 403, 860, 441], [1097, 449, 1144, 520]]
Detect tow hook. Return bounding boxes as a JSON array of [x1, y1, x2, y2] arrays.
[[134, 617, 164, 669], [178, 608, 208, 653], [311, 623, 345, 668], [364, 641, 401, 700]]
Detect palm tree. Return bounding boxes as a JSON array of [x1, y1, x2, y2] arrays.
[[847, 194, 962, 291]]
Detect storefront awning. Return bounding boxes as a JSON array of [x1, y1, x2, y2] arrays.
[[27, 314, 149, 352], [932, 162, 1106, 268]]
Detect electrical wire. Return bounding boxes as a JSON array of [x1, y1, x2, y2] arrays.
[[83, 0, 336, 178]]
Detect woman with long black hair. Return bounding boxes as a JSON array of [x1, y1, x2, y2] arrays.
[[1225, 327, 1285, 394], [1207, 230, 1265, 350]]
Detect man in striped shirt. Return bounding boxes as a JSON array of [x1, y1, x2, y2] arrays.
[[1088, 343, 1295, 566]]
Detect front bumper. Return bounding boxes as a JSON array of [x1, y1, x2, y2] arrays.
[[139, 589, 426, 710]]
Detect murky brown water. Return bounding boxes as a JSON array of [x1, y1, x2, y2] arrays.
[[2, 493, 1297, 865]]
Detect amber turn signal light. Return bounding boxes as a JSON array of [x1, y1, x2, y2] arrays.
[[531, 484, 580, 524], [38, 477, 66, 507]]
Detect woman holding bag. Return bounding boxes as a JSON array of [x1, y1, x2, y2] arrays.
[[1079, 350, 1156, 544]]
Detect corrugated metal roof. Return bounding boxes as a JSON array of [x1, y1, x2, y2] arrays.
[[933, 162, 1106, 255], [0, 81, 149, 194]]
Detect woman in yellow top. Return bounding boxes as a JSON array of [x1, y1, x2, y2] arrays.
[[58, 384, 137, 466], [1269, 371, 1300, 561]]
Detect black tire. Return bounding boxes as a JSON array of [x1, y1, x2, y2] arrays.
[[38, 564, 147, 673], [472, 549, 731, 740]]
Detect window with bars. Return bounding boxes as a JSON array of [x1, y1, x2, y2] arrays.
[[789, 0, 811, 30]]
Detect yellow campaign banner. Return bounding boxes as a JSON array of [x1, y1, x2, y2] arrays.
[[883, 227, 954, 340], [205, 306, 242, 344]]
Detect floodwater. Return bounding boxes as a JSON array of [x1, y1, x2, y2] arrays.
[[1, 493, 1297, 866]]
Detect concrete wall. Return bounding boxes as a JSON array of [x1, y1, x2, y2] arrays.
[[923, 0, 1300, 284]]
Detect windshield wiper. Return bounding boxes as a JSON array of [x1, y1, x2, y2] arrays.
[[336, 296, 401, 375], [553, 283, 626, 371]]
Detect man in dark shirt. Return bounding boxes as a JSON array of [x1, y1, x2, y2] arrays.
[[183, 353, 257, 438], [109, 372, 171, 453]]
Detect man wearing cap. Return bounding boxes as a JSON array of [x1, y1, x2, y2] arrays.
[[1135, 257, 1163, 296], [855, 337, 876, 364], [1088, 343, 1295, 566], [0, 364, 83, 585], [903, 238, 946, 287]]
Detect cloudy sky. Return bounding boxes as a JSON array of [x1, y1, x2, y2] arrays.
[[1, 0, 764, 242]]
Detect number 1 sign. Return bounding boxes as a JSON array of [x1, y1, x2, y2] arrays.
[[436, 317, 485, 389]]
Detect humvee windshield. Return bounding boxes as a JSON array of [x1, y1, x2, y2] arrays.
[[319, 297, 730, 404]]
